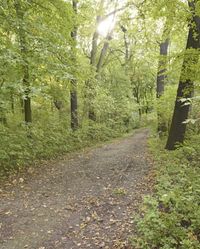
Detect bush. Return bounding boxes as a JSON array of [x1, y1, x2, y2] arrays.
[[132, 136, 200, 249], [0, 119, 132, 177]]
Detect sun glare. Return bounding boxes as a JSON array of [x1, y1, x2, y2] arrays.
[[97, 15, 116, 37]]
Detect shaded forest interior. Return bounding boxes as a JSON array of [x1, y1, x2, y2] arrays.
[[1, 0, 200, 175]]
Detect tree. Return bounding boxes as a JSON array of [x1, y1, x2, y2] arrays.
[[157, 21, 170, 134], [70, 0, 79, 130], [96, 2, 119, 74], [87, 0, 105, 121], [14, 0, 32, 123], [166, 0, 200, 150], [156, 26, 170, 98]]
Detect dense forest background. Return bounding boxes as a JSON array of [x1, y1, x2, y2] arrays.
[[1, 0, 199, 176], [0, 0, 156, 175]]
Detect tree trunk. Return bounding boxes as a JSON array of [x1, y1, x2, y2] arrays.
[[156, 38, 169, 98], [90, 15, 101, 67], [70, 0, 79, 130], [157, 32, 169, 135], [23, 62, 32, 123], [20, 98, 24, 113], [70, 80, 78, 129], [156, 17, 172, 98], [11, 92, 15, 114], [15, 0, 32, 123], [166, 0, 200, 150], [87, 18, 101, 122], [87, 0, 105, 121], [87, 0, 117, 121], [90, 0, 105, 67], [90, 28, 114, 121], [120, 25, 129, 63], [96, 7, 117, 74], [96, 34, 112, 73]]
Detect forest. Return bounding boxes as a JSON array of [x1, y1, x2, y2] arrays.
[[1, 0, 200, 248]]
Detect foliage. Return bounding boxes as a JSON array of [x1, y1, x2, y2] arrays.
[[0, 0, 158, 176], [157, 85, 177, 135], [0, 114, 133, 177], [132, 135, 200, 249], [0, 0, 198, 177], [1, 0, 200, 247]]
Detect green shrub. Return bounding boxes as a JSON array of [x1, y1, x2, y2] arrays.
[[132, 136, 200, 249], [0, 118, 133, 177]]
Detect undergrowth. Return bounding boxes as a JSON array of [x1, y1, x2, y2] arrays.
[[0, 119, 138, 178], [132, 134, 200, 249]]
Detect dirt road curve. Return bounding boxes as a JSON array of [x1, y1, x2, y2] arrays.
[[0, 129, 153, 249]]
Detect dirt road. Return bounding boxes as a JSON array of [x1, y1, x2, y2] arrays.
[[0, 129, 153, 249]]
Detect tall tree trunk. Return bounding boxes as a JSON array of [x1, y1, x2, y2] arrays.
[[87, 0, 118, 121], [11, 92, 15, 114], [96, 34, 112, 73], [87, 0, 105, 121], [70, 0, 79, 130], [96, 6, 117, 74], [120, 25, 129, 63], [90, 15, 102, 67], [70, 80, 78, 129], [166, 0, 200, 150], [87, 17, 101, 121], [20, 98, 24, 113], [156, 39, 169, 98], [15, 0, 32, 123], [23, 63, 32, 123], [157, 23, 170, 135], [90, 0, 105, 67], [90, 17, 115, 120]]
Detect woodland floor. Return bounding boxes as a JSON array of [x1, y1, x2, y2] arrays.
[[0, 129, 154, 249]]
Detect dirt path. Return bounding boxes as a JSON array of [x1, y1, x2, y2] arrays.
[[0, 129, 153, 249]]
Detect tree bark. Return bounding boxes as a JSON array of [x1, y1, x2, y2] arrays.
[[166, 0, 200, 150], [70, 80, 78, 129], [87, 0, 105, 121], [96, 34, 112, 73], [157, 24, 170, 135], [90, 16, 101, 67], [15, 0, 32, 123], [156, 38, 169, 98], [89, 13, 115, 120], [120, 25, 129, 63], [11, 92, 15, 114], [87, 17, 101, 121], [70, 0, 79, 130], [96, 5, 117, 74]]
